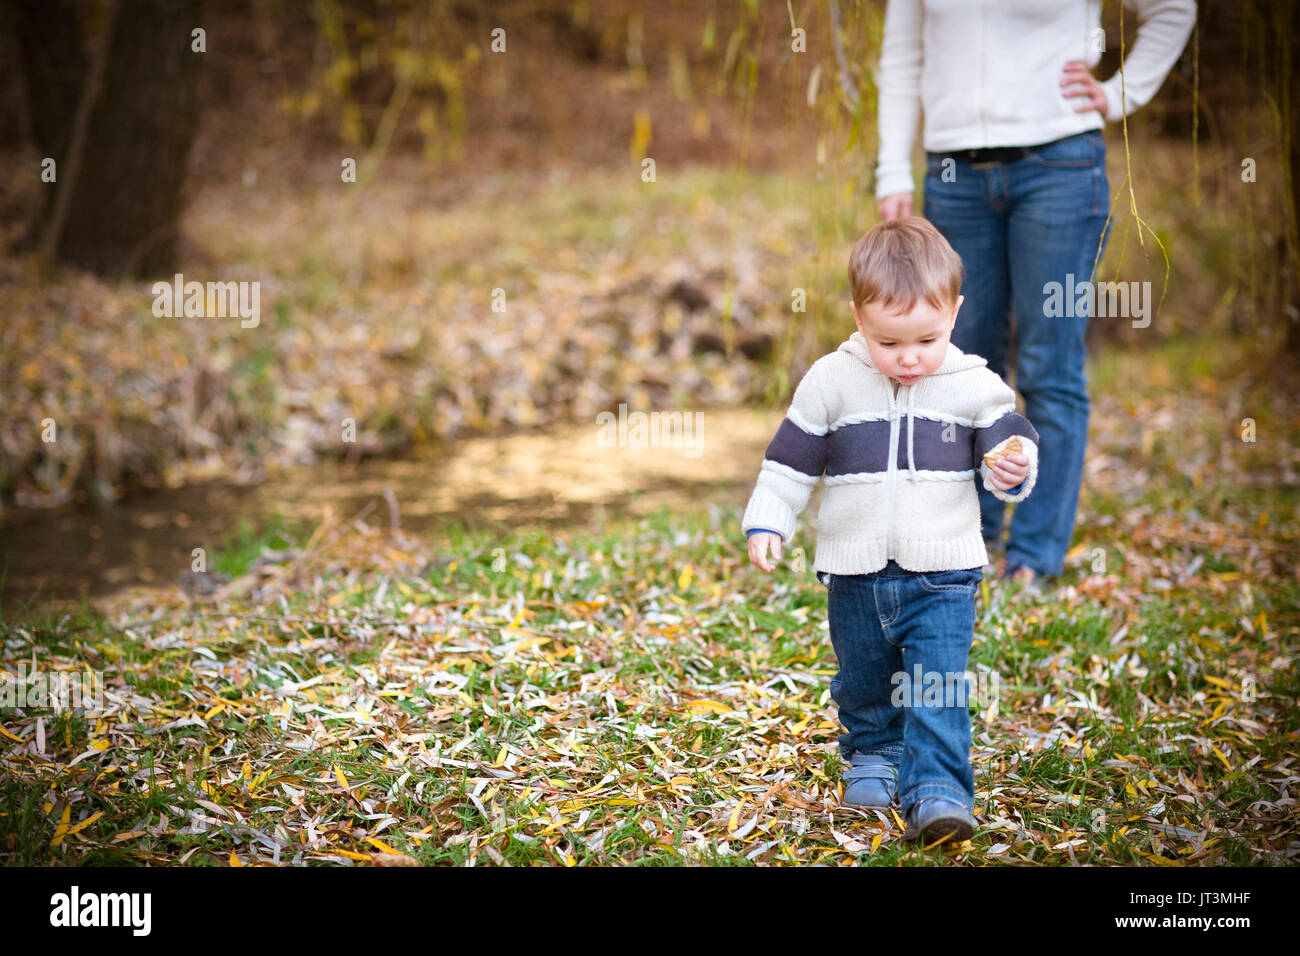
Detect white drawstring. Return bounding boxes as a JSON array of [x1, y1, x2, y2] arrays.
[[906, 385, 917, 481]]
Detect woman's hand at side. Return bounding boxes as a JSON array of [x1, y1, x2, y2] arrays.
[[877, 192, 913, 222]]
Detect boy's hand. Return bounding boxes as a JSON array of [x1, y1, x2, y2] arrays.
[[988, 452, 1030, 491], [748, 532, 783, 572]]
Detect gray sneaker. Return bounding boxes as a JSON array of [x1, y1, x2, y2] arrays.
[[841, 752, 898, 809], [901, 797, 977, 844]]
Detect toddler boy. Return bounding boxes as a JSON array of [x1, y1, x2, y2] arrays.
[[742, 217, 1038, 844]]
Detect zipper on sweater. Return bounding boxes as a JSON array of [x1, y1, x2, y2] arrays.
[[884, 382, 902, 561]]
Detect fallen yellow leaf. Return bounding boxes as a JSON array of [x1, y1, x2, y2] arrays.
[[728, 799, 745, 832], [50, 804, 71, 847], [685, 700, 732, 714], [66, 811, 103, 837], [325, 849, 373, 862], [1211, 746, 1232, 771]]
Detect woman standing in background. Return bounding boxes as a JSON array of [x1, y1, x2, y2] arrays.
[[874, 0, 1196, 586]]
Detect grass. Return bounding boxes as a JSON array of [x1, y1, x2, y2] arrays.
[[2, 139, 1298, 863], [208, 513, 308, 579], [1, 379, 1295, 866]]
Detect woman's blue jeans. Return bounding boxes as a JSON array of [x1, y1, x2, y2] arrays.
[[922, 130, 1112, 576], [817, 562, 982, 814]]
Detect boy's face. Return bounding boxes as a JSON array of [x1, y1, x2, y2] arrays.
[[851, 294, 964, 384]]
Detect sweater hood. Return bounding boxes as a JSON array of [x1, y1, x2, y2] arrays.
[[837, 331, 988, 378]]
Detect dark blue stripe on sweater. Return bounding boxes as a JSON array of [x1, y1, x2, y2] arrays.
[[894, 419, 977, 472], [825, 419, 976, 476], [765, 414, 1033, 479], [826, 420, 891, 475], [764, 418, 827, 478], [972, 412, 1040, 469]]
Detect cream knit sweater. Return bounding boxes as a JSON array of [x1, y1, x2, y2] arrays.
[[741, 332, 1039, 574]]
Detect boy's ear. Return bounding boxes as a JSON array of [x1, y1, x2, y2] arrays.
[[949, 294, 964, 327]]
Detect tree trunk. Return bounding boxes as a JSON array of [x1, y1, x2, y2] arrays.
[[12, 0, 202, 278], [8, 0, 86, 249]]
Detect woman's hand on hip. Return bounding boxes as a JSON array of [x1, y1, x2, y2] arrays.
[[877, 192, 912, 222], [1060, 61, 1109, 117]]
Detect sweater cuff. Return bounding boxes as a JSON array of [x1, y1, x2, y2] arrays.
[[874, 167, 917, 201], [741, 490, 797, 542], [980, 436, 1038, 503], [1099, 75, 1128, 122]]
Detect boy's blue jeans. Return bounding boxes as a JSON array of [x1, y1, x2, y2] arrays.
[[817, 562, 982, 814], [923, 130, 1112, 576]]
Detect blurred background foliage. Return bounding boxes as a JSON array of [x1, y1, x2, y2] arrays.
[[0, 0, 1295, 512]]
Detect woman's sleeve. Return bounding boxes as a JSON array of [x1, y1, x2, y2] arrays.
[[1098, 0, 1197, 122], [873, 0, 924, 200]]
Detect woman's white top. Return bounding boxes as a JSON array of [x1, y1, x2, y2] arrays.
[[874, 0, 1197, 199]]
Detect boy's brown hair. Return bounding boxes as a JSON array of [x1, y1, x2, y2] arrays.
[[848, 217, 963, 314]]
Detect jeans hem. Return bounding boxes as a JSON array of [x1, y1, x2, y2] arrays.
[[841, 743, 905, 763], [900, 782, 973, 814]]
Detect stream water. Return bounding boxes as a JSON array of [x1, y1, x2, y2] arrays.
[[0, 406, 781, 609]]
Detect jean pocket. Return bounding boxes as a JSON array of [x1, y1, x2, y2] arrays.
[[916, 569, 982, 594], [1027, 132, 1100, 169], [816, 570, 834, 591]]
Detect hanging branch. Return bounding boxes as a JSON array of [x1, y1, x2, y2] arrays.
[[828, 0, 860, 109]]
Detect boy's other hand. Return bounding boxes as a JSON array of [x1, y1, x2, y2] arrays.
[[877, 192, 912, 222], [989, 452, 1030, 490], [748, 532, 783, 572]]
